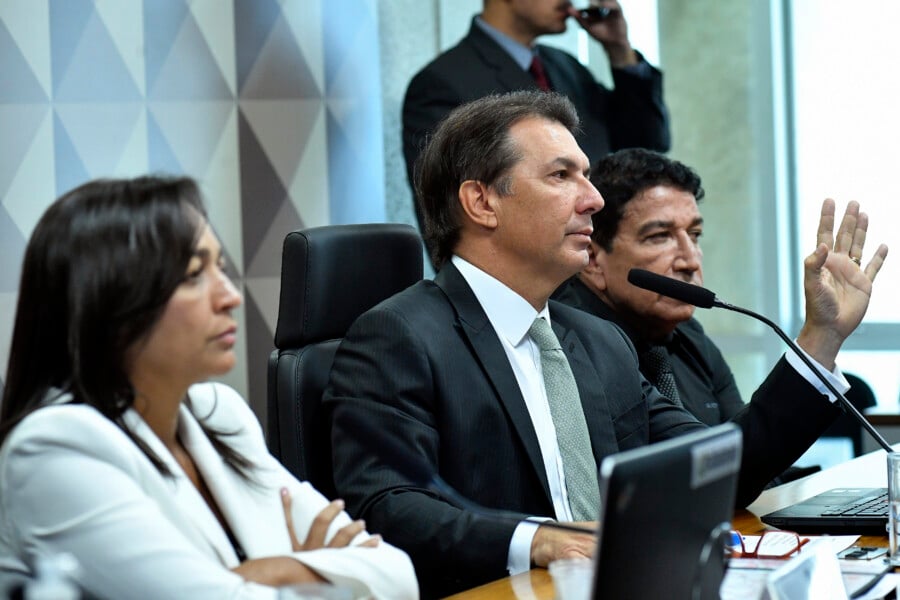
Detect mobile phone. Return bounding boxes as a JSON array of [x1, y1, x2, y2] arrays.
[[578, 6, 614, 22], [837, 546, 888, 560]]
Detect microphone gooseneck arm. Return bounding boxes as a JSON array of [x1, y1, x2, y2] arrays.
[[712, 297, 893, 453], [627, 268, 893, 454]]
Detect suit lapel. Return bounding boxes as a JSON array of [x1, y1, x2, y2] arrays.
[[464, 22, 539, 92], [123, 409, 240, 566], [552, 316, 619, 460], [177, 405, 289, 560], [434, 264, 551, 497]]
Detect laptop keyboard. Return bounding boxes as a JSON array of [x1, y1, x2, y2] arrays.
[[820, 491, 888, 517]]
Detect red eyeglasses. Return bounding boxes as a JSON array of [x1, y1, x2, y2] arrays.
[[727, 530, 809, 559]]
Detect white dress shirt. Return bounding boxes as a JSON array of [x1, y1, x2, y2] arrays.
[[453, 256, 574, 575]]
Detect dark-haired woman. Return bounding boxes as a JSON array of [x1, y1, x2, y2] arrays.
[[0, 176, 417, 599]]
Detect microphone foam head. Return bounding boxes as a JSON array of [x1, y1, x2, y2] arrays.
[[627, 268, 716, 309]]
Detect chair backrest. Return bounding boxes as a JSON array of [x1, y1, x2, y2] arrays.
[[820, 372, 878, 457], [267, 223, 423, 498]]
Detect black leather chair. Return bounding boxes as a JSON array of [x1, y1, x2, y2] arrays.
[[821, 372, 878, 457], [266, 223, 423, 499]]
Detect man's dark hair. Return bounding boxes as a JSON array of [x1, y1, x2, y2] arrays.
[[590, 148, 704, 251], [414, 90, 580, 270]]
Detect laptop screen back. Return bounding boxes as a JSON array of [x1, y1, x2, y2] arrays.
[[591, 423, 742, 600]]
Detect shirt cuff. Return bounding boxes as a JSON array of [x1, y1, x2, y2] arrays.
[[613, 50, 653, 78], [784, 344, 850, 402], [508, 519, 545, 574], [617, 60, 652, 78]]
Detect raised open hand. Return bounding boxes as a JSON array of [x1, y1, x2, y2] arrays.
[[798, 199, 888, 369]]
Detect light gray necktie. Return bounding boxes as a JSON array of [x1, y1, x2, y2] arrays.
[[528, 317, 600, 521]]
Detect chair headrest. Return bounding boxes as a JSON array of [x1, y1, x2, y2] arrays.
[[844, 372, 877, 410], [274, 223, 423, 348]]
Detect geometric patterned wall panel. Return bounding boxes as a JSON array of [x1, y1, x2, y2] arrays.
[[237, 0, 314, 412], [0, 0, 386, 426]]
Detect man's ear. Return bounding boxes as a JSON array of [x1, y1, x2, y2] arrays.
[[580, 240, 609, 292], [458, 180, 499, 230]]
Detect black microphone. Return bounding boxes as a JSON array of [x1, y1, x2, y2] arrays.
[[627, 268, 893, 453], [333, 409, 597, 535], [627, 268, 717, 309]]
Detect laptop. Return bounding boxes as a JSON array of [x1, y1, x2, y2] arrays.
[[760, 487, 888, 535], [591, 423, 743, 600]]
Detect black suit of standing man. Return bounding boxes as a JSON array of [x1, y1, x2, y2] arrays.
[[325, 92, 886, 597], [402, 0, 670, 230]]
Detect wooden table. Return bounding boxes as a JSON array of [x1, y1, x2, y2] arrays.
[[445, 448, 892, 599], [865, 408, 900, 427]]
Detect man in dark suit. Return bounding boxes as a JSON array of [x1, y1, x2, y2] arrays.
[[554, 149, 888, 429], [402, 0, 669, 230], [553, 149, 767, 426], [325, 91, 885, 597]]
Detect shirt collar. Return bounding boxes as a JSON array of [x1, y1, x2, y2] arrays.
[[474, 15, 535, 71], [452, 255, 549, 346]]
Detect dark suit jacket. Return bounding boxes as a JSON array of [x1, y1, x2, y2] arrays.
[[324, 263, 838, 597], [402, 19, 671, 228], [554, 276, 745, 425]]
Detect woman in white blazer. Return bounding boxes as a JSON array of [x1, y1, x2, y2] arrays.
[[0, 176, 418, 599]]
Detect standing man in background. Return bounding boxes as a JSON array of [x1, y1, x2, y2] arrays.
[[402, 0, 670, 231]]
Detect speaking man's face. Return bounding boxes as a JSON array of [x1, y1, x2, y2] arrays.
[[587, 185, 704, 336]]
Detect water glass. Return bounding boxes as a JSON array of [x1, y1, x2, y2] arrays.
[[277, 583, 353, 599], [548, 557, 593, 600], [887, 452, 900, 566]]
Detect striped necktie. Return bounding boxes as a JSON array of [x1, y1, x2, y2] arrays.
[[643, 345, 684, 408]]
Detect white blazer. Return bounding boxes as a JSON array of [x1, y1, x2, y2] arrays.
[[0, 382, 418, 599]]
